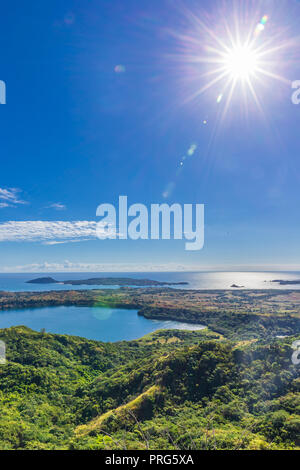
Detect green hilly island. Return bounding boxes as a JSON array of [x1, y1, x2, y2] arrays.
[[26, 277, 188, 286]]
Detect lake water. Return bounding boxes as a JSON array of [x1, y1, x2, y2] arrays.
[[0, 271, 300, 291], [0, 305, 205, 342]]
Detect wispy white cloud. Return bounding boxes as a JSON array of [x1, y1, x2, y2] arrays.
[[46, 203, 66, 211], [43, 238, 92, 246], [0, 261, 190, 273], [0, 188, 27, 208], [0, 220, 103, 243]]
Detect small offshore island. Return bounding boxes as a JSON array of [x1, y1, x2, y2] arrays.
[[271, 279, 300, 286], [26, 276, 189, 287]]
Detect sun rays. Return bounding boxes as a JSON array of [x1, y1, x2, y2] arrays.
[[168, 3, 293, 121]]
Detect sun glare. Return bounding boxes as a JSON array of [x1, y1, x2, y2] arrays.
[[172, 7, 291, 119], [223, 45, 259, 80]]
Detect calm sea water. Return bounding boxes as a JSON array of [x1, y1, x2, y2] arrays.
[[0, 271, 299, 291], [0, 306, 205, 342]]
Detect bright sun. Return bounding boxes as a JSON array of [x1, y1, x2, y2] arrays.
[[223, 45, 259, 80], [174, 9, 291, 117]]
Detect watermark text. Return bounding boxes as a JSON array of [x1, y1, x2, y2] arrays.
[[291, 80, 300, 105], [96, 196, 204, 251], [0, 341, 6, 364], [0, 80, 6, 104]]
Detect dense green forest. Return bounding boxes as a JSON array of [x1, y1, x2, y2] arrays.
[[0, 325, 299, 450]]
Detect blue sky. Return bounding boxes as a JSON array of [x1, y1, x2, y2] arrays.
[[0, 0, 300, 272]]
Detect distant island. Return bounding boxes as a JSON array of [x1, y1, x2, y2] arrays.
[[26, 277, 189, 287], [231, 284, 244, 288], [27, 277, 58, 284], [270, 279, 300, 286]]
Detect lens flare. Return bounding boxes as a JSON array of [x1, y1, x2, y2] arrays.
[[114, 64, 126, 73], [261, 15, 268, 25]]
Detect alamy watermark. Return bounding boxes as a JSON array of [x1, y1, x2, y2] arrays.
[[291, 340, 300, 365], [96, 196, 204, 251], [291, 80, 300, 105], [0, 341, 5, 364], [0, 80, 6, 104]]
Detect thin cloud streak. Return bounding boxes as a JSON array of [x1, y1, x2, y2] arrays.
[[0, 261, 191, 273], [46, 203, 66, 211], [0, 188, 27, 208]]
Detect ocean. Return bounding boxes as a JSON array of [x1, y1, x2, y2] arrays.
[[0, 271, 299, 291]]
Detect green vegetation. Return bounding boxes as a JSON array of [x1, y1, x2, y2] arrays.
[[0, 325, 299, 450]]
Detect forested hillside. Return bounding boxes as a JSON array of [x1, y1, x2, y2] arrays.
[[0, 326, 299, 450]]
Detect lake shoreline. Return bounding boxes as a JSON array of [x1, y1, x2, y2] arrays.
[[0, 287, 299, 340]]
